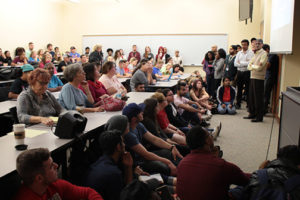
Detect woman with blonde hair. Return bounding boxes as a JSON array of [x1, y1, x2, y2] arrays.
[[89, 44, 103, 65], [128, 57, 138, 73]]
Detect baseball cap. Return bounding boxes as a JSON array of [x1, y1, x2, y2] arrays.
[[21, 64, 34, 72], [122, 103, 142, 122]]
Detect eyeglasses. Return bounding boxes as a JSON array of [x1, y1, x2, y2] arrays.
[[37, 81, 49, 86]]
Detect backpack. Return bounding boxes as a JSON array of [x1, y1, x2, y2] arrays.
[[248, 169, 300, 200]]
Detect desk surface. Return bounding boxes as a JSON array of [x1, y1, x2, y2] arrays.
[[148, 73, 191, 88], [0, 100, 17, 114], [0, 92, 153, 178]]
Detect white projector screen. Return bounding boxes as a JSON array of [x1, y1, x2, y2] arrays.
[[82, 34, 228, 65], [270, 0, 295, 54]]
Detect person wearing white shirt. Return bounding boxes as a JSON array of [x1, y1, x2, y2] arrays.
[[173, 50, 183, 67], [234, 39, 254, 109]]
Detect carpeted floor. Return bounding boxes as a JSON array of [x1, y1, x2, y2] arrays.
[[209, 103, 279, 174]]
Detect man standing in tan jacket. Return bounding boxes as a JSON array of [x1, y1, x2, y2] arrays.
[[244, 39, 268, 122]]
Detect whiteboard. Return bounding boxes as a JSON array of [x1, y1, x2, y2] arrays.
[[82, 34, 228, 65]]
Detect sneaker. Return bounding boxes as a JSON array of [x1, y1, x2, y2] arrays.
[[201, 115, 211, 121], [212, 127, 220, 140], [200, 120, 210, 127], [207, 110, 212, 117]]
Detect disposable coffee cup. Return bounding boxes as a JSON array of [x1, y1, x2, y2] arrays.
[[13, 124, 25, 145]]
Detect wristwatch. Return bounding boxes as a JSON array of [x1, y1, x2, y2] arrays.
[[170, 144, 175, 151]]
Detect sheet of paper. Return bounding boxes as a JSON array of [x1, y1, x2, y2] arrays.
[[9, 129, 48, 138], [139, 173, 163, 183], [49, 116, 59, 123]]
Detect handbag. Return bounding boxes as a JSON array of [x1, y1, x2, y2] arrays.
[[100, 96, 126, 111]]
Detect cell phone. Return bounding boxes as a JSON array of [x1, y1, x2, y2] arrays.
[[121, 96, 129, 101]]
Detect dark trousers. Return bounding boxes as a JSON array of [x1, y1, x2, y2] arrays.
[[206, 75, 214, 96], [248, 79, 264, 120], [264, 77, 275, 112], [181, 110, 201, 125], [236, 71, 250, 105], [214, 78, 222, 98]]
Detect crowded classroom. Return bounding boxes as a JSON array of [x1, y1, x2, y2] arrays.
[[0, 0, 300, 199]]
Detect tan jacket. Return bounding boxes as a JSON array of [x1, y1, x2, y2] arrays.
[[247, 48, 268, 80]]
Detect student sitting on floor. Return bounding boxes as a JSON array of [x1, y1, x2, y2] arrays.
[[177, 126, 250, 200], [216, 76, 237, 115], [130, 59, 155, 92], [14, 148, 103, 200], [45, 63, 63, 92], [58, 63, 104, 113], [85, 130, 133, 200], [8, 64, 34, 99], [17, 68, 64, 125], [122, 103, 182, 177]]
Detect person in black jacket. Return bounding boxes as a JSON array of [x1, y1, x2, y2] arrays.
[[216, 77, 237, 114], [89, 44, 103, 65], [233, 145, 300, 200], [224, 45, 238, 85], [161, 89, 189, 129]]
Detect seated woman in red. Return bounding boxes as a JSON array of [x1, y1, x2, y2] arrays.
[[80, 63, 109, 106]]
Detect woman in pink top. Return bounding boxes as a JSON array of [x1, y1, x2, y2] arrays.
[[99, 61, 127, 96], [80, 63, 109, 106]]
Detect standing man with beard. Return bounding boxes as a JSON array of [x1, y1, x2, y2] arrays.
[[224, 45, 238, 86]]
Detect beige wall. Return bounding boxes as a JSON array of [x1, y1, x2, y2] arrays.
[[61, 0, 262, 53], [280, 0, 300, 90], [0, 0, 64, 55]]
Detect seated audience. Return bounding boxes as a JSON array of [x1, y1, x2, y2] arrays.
[[45, 63, 63, 92], [127, 45, 141, 63], [143, 46, 154, 60], [58, 54, 71, 72], [152, 60, 164, 78], [89, 44, 103, 65], [114, 50, 122, 66], [14, 148, 103, 200], [163, 47, 171, 64], [174, 81, 206, 126], [104, 48, 114, 63], [216, 77, 237, 115], [106, 56, 115, 62], [85, 130, 133, 200], [235, 145, 300, 200], [28, 51, 39, 65], [116, 60, 132, 78], [69, 46, 80, 63], [4, 50, 12, 65], [151, 92, 188, 136], [122, 103, 182, 176], [81, 63, 109, 105], [130, 59, 154, 91], [127, 57, 138, 73], [177, 126, 249, 200], [37, 49, 44, 61], [8, 64, 34, 99], [17, 68, 64, 125], [161, 89, 190, 129], [79, 55, 88, 64], [119, 49, 127, 60], [0, 48, 6, 66], [171, 64, 184, 75], [85, 47, 90, 56], [12, 48, 27, 67], [47, 43, 55, 58], [99, 61, 127, 96], [190, 79, 213, 113], [25, 42, 34, 58], [39, 52, 51, 68], [155, 46, 165, 62], [134, 82, 145, 92], [142, 98, 186, 146], [173, 50, 183, 67], [161, 57, 173, 75], [58, 63, 104, 113], [54, 47, 62, 63]]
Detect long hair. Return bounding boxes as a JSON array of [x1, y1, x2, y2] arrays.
[[204, 51, 215, 62], [143, 98, 158, 124], [132, 59, 148, 75]]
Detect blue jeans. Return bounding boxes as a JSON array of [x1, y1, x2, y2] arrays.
[[218, 102, 236, 115]]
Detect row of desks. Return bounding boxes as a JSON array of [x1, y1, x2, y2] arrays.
[[0, 92, 154, 178]]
